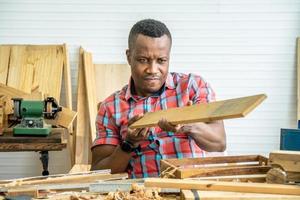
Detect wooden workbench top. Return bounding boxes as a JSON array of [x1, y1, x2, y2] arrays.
[[0, 128, 66, 151]]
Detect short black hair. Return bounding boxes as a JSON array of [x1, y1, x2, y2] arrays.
[[128, 19, 172, 49]]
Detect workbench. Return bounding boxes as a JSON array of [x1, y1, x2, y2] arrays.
[[0, 128, 67, 175]]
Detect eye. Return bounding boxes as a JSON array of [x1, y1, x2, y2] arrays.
[[158, 58, 167, 64], [138, 58, 148, 63]]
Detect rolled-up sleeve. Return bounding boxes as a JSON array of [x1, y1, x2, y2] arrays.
[[189, 74, 216, 103]]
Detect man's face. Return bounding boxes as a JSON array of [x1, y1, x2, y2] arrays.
[[126, 34, 171, 97]]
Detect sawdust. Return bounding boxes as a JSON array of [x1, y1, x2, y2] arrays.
[[105, 183, 162, 200]]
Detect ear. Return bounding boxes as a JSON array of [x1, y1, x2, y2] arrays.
[[126, 49, 131, 65]]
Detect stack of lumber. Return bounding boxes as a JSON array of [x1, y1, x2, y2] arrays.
[[160, 155, 270, 182], [71, 47, 130, 172], [0, 170, 128, 198]]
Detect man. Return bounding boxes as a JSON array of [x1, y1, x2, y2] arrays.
[[91, 19, 226, 178]]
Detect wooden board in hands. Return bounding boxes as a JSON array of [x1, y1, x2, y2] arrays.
[[130, 94, 267, 129]]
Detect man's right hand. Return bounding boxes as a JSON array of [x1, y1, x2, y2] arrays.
[[126, 114, 149, 147]]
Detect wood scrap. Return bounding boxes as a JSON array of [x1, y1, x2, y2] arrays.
[[130, 94, 267, 129], [105, 183, 162, 200], [144, 178, 300, 195], [181, 190, 300, 200], [45, 107, 77, 129], [268, 150, 300, 172]]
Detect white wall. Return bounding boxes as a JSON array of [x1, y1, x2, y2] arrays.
[[0, 0, 299, 179]]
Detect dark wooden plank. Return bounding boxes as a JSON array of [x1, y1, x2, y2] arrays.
[[0, 143, 66, 151], [0, 129, 63, 143]]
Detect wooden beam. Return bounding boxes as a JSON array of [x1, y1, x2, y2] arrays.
[[83, 50, 97, 142], [130, 94, 267, 129], [188, 174, 267, 183], [178, 166, 271, 179], [74, 47, 91, 166], [165, 155, 267, 166], [144, 178, 300, 195], [62, 43, 73, 110], [181, 190, 300, 200]]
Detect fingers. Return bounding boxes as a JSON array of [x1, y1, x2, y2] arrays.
[[128, 113, 144, 126], [158, 118, 181, 133], [187, 100, 193, 106]]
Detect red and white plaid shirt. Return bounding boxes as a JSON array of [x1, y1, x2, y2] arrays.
[[92, 72, 215, 178]]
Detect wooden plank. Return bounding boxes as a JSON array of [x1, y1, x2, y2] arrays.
[[189, 174, 266, 183], [0, 45, 11, 84], [0, 128, 66, 151], [94, 63, 130, 103], [0, 143, 66, 151], [269, 150, 300, 172], [45, 107, 77, 129], [144, 178, 300, 195], [74, 47, 91, 165], [62, 43, 72, 110], [178, 166, 271, 179], [181, 190, 300, 200], [165, 155, 265, 166], [297, 37, 300, 120], [30, 45, 64, 102], [130, 94, 267, 129], [83, 50, 97, 142], [0, 129, 62, 143], [69, 164, 91, 174], [7, 46, 34, 93], [2, 172, 127, 187], [0, 83, 43, 100], [8, 187, 39, 198]]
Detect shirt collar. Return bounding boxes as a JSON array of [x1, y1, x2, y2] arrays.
[[125, 73, 175, 101]]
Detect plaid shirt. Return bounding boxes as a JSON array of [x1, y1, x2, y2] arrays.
[[92, 72, 215, 178]]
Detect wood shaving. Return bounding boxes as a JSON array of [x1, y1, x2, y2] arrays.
[[105, 183, 162, 200]]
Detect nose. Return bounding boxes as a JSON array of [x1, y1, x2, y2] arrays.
[[146, 61, 159, 74]]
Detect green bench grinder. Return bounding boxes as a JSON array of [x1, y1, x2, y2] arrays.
[[12, 97, 62, 136]]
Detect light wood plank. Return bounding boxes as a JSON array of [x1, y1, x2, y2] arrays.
[[45, 107, 77, 129], [145, 178, 300, 195], [0, 45, 11, 84], [0, 83, 43, 100], [131, 94, 267, 129], [74, 47, 91, 165], [94, 64, 130, 103], [179, 166, 270, 179], [62, 43, 72, 109], [7, 46, 34, 93], [83, 50, 97, 142], [181, 190, 300, 200], [269, 150, 300, 173]]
